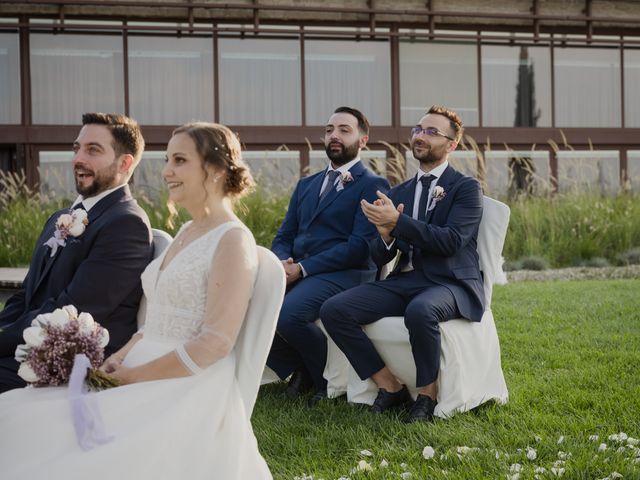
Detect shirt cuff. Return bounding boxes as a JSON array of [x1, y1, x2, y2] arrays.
[[298, 262, 307, 278]]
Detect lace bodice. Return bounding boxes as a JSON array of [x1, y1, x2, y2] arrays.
[[140, 222, 255, 346]]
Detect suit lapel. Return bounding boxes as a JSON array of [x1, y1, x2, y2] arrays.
[[425, 165, 457, 224], [32, 186, 129, 294], [310, 161, 366, 223]]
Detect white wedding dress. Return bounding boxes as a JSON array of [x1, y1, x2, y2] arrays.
[[0, 221, 272, 480]]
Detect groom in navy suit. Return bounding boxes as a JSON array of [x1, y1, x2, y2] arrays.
[[321, 105, 484, 422], [267, 106, 389, 404], [0, 113, 153, 392]]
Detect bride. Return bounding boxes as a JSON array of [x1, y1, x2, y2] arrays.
[[0, 122, 275, 479]]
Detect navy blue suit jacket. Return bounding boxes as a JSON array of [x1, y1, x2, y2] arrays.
[[0, 185, 153, 357], [371, 165, 485, 321], [272, 160, 390, 289]]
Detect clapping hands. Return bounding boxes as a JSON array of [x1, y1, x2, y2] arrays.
[[361, 191, 404, 243]]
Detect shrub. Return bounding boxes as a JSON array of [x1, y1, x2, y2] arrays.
[[582, 257, 611, 268], [519, 255, 550, 271], [615, 246, 640, 266]]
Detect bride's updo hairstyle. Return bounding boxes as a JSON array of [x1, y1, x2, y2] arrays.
[[172, 122, 254, 198]]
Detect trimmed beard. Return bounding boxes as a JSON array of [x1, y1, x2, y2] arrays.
[[75, 160, 120, 197], [325, 141, 360, 167]]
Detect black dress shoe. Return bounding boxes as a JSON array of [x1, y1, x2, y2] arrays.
[[404, 394, 437, 423], [285, 368, 313, 398], [371, 385, 412, 413], [307, 389, 327, 407]]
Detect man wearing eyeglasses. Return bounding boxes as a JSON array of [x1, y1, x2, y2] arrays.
[[321, 105, 484, 423]]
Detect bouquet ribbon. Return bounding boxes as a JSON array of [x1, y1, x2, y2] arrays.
[[68, 354, 114, 450]]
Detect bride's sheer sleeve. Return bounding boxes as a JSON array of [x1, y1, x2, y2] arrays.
[[174, 227, 258, 373]]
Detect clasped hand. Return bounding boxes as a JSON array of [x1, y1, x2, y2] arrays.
[[282, 257, 302, 285], [361, 190, 404, 243]]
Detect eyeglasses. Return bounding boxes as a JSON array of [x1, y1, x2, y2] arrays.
[[411, 126, 454, 141]]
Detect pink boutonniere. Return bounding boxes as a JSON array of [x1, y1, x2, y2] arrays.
[[336, 171, 353, 192], [43, 209, 89, 257], [428, 186, 446, 211]]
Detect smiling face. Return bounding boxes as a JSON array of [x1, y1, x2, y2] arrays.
[[71, 124, 124, 197], [410, 113, 457, 169], [324, 112, 368, 168], [162, 132, 219, 209]]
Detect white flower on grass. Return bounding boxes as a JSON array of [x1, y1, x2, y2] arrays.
[[534, 467, 547, 474], [557, 451, 571, 460], [554, 460, 566, 468], [616, 446, 626, 454], [589, 435, 600, 442], [609, 432, 628, 443], [17, 362, 39, 382], [507, 474, 520, 480], [400, 473, 412, 480], [557, 435, 565, 445], [336, 477, 350, 480], [526, 447, 537, 461], [422, 446, 435, 459], [551, 467, 565, 477], [456, 446, 479, 455], [627, 437, 639, 446], [379, 459, 388, 468], [23, 326, 45, 348], [633, 458, 640, 465], [400, 463, 407, 469], [356, 460, 372, 472], [495, 451, 501, 460], [599, 443, 608, 452], [509, 463, 522, 473], [610, 473, 623, 479]]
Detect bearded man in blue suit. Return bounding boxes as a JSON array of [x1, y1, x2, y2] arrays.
[[267, 106, 390, 404], [0, 113, 153, 392], [321, 106, 484, 422]]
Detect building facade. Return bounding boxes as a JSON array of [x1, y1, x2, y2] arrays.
[[0, 0, 639, 197]]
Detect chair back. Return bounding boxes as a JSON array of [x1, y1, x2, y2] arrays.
[[137, 228, 173, 328], [234, 246, 286, 417], [477, 196, 510, 307]]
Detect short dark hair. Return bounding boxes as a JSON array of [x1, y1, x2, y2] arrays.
[[333, 106, 370, 136], [426, 105, 464, 143], [81, 113, 145, 164]]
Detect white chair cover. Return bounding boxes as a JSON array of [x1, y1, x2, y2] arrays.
[[136, 228, 173, 328], [235, 246, 286, 417], [346, 196, 510, 418]]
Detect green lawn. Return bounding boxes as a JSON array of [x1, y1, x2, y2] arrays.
[[253, 279, 640, 480]]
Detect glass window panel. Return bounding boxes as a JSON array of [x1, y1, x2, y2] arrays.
[[556, 150, 620, 195], [628, 150, 640, 192], [624, 49, 640, 127], [482, 45, 552, 127], [554, 47, 621, 127], [38, 151, 76, 199], [30, 34, 124, 125], [128, 36, 214, 125], [304, 40, 391, 126], [218, 38, 300, 125], [0, 33, 20, 124], [400, 41, 478, 126]]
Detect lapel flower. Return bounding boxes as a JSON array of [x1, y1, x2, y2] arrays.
[[336, 171, 353, 192], [428, 186, 446, 211], [43, 209, 89, 257]]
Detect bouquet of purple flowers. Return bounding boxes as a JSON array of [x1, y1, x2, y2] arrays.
[[15, 305, 119, 390]]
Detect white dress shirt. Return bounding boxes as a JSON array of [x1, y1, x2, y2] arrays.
[[71, 183, 127, 211]]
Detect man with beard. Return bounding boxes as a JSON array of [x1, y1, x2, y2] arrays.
[[321, 105, 485, 423], [267, 106, 389, 404], [0, 113, 153, 392]]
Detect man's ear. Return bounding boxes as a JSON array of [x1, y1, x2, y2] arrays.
[[447, 140, 459, 153], [359, 134, 369, 149], [118, 154, 135, 175]]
